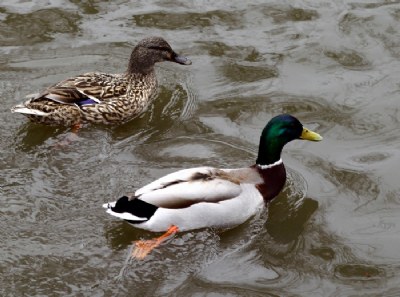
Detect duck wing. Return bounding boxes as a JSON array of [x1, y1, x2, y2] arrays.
[[134, 167, 243, 209], [33, 72, 128, 105]]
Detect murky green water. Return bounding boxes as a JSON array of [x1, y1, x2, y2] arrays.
[[1, 1, 400, 296]]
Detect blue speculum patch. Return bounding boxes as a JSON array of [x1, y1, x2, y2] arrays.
[[76, 98, 98, 106]]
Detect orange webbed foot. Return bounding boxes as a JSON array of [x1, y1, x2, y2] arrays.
[[131, 225, 179, 260], [52, 122, 82, 148]]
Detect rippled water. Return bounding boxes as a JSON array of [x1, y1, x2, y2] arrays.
[[1, 0, 400, 296]]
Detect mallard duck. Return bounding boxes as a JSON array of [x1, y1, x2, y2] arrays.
[[11, 37, 191, 127], [103, 114, 323, 259]]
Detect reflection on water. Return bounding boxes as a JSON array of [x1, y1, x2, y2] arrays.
[[0, 8, 80, 46], [133, 10, 245, 30], [1, 0, 400, 296]]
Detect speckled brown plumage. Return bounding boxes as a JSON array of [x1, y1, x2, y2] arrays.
[[11, 37, 191, 126]]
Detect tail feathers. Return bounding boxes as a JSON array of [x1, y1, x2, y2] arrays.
[[104, 196, 158, 224], [11, 105, 49, 116]]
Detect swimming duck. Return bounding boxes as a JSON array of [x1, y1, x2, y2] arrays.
[[11, 37, 191, 128], [103, 114, 323, 259]]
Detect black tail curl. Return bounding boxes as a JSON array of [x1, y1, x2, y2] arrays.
[[112, 196, 158, 223]]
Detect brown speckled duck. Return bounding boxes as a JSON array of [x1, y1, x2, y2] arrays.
[[103, 114, 323, 259], [11, 37, 191, 127]]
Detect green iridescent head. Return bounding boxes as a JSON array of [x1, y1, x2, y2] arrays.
[[256, 114, 322, 165]]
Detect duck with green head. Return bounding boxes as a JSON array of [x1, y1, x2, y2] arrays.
[[103, 114, 322, 259], [11, 37, 191, 128]]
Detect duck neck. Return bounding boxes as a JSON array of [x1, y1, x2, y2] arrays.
[[127, 50, 155, 75], [127, 61, 154, 75], [256, 134, 285, 166], [254, 125, 290, 201]]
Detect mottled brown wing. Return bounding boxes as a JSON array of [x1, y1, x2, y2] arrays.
[[33, 72, 128, 105], [74, 73, 128, 101]]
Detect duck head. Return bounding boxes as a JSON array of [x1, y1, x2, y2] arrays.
[[127, 36, 191, 74], [256, 114, 322, 166]]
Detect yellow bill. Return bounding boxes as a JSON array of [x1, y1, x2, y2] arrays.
[[300, 127, 323, 141]]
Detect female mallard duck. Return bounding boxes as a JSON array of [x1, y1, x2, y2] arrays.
[[11, 37, 191, 127], [103, 114, 322, 259]]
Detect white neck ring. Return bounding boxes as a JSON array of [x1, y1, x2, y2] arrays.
[[256, 158, 282, 170]]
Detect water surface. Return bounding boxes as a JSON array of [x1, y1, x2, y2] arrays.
[[1, 0, 400, 296]]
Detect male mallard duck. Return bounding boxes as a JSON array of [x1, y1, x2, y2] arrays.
[[11, 37, 191, 127], [103, 114, 322, 259]]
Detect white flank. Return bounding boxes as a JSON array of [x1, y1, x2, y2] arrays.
[[135, 167, 214, 197], [11, 106, 49, 116], [139, 178, 242, 207], [102, 166, 272, 231], [140, 183, 264, 232]]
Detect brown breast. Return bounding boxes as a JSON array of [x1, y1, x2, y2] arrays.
[[252, 163, 286, 202]]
